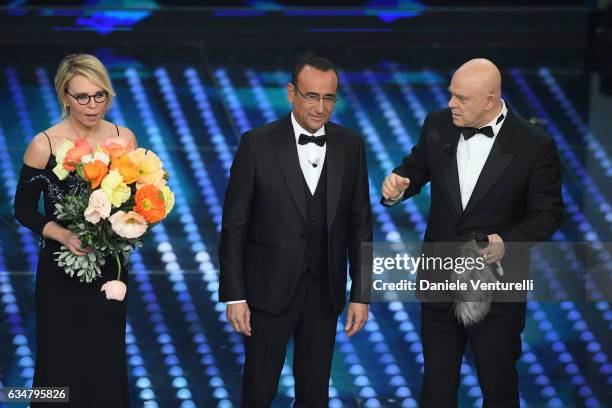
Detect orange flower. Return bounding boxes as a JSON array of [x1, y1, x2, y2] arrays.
[[134, 185, 166, 223], [64, 139, 93, 171], [102, 137, 134, 158], [83, 160, 109, 189], [110, 154, 139, 185]]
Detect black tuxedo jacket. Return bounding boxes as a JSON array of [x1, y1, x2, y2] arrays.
[[219, 114, 373, 314], [386, 108, 564, 300]]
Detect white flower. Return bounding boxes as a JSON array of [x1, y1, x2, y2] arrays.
[[108, 210, 148, 239], [81, 151, 110, 166], [84, 189, 112, 224], [101, 280, 127, 301]]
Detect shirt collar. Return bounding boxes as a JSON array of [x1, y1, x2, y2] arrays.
[[291, 111, 325, 143], [485, 99, 507, 137]]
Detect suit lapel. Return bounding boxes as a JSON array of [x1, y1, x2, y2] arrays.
[[440, 121, 463, 218], [273, 115, 307, 223], [459, 111, 516, 221], [325, 124, 344, 232]]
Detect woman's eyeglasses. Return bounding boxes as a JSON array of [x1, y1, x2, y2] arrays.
[[65, 90, 108, 105]]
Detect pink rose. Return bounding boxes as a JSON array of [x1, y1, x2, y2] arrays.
[[84, 189, 112, 224], [101, 280, 127, 301]]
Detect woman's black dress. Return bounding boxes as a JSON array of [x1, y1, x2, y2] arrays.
[[14, 149, 129, 407]]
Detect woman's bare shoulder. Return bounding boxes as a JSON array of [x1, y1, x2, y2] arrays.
[[23, 133, 53, 169], [115, 124, 138, 148]]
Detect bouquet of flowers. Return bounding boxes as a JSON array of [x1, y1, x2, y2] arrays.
[[51, 137, 174, 301]]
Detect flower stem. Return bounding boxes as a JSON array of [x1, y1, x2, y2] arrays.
[[115, 253, 122, 281]]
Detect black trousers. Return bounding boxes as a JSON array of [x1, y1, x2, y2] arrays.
[[241, 272, 338, 407], [419, 302, 526, 408]]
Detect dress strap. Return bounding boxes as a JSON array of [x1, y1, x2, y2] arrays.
[[115, 124, 120, 137], [41, 131, 52, 155]]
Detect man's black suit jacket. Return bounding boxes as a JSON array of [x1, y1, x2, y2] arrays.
[[219, 114, 373, 314], [386, 108, 564, 301]]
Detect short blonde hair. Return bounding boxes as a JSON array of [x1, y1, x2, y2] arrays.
[[54, 54, 115, 118]]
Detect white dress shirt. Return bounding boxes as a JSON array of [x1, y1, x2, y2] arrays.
[[384, 100, 508, 207], [292, 112, 327, 195], [226, 112, 327, 304], [456, 100, 507, 209]]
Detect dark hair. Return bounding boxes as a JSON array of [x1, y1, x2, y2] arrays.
[[291, 54, 339, 88]]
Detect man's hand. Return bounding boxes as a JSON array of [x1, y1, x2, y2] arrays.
[[478, 233, 506, 264], [226, 302, 252, 336], [345, 302, 369, 337], [382, 173, 411, 200]]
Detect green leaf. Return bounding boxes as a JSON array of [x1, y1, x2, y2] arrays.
[[76, 163, 85, 179]]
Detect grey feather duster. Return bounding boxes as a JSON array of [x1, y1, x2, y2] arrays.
[[452, 240, 498, 326]]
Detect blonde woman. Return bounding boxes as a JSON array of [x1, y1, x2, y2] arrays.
[[14, 54, 136, 407]]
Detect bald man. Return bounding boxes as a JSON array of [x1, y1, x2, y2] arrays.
[[382, 59, 563, 407]]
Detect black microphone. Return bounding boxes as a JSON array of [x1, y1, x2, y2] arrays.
[[308, 157, 320, 168], [471, 230, 489, 248], [471, 230, 504, 276]]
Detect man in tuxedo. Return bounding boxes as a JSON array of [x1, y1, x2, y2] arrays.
[[219, 55, 372, 407], [382, 59, 563, 407]]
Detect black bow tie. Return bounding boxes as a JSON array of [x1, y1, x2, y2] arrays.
[[299, 133, 326, 147], [461, 113, 505, 140], [462, 126, 494, 140]]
